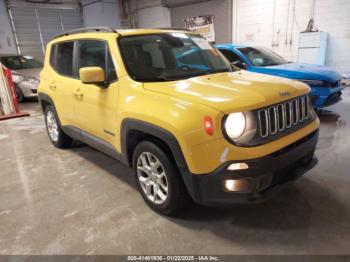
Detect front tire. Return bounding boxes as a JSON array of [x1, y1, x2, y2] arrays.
[[15, 86, 25, 103], [44, 105, 72, 148], [133, 141, 188, 215]]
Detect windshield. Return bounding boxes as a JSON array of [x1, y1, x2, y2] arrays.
[[0, 56, 43, 70], [237, 47, 287, 66], [118, 33, 232, 82]]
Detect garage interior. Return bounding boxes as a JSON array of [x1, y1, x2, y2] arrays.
[[1, 0, 350, 257]]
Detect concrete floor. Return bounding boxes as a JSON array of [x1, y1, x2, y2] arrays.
[[0, 90, 350, 255]]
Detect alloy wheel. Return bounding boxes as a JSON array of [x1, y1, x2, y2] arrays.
[[46, 111, 59, 142], [136, 152, 168, 205]]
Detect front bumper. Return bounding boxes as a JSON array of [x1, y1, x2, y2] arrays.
[[310, 85, 343, 108], [184, 129, 319, 206], [16, 82, 38, 98]]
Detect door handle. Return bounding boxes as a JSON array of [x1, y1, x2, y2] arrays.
[[49, 84, 56, 91], [73, 90, 83, 98]]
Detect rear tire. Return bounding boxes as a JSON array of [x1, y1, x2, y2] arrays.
[[44, 105, 72, 148], [133, 141, 189, 215]]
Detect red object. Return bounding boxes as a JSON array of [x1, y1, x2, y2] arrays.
[[0, 112, 30, 121], [204, 116, 214, 136], [0, 66, 29, 121], [2, 67, 20, 113]]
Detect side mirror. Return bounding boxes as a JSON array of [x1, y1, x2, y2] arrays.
[[79, 67, 106, 86], [231, 61, 247, 70]]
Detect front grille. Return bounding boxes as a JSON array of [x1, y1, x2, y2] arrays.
[[258, 95, 311, 138]]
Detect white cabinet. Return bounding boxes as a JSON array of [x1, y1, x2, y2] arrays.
[[297, 32, 328, 65]]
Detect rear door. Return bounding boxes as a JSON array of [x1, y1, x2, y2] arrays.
[[49, 41, 79, 127]]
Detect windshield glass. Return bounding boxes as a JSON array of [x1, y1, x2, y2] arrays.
[[118, 33, 232, 82], [237, 47, 287, 66], [0, 56, 43, 70]]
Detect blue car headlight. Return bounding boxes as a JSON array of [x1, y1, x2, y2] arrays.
[[298, 79, 326, 87]]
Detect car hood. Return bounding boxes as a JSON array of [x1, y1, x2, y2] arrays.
[[251, 63, 342, 83], [144, 71, 310, 114], [11, 68, 41, 79]]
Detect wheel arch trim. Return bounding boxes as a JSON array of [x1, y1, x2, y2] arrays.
[[38, 92, 55, 112], [120, 118, 188, 170], [120, 118, 199, 199]]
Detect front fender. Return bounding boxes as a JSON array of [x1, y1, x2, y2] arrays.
[[116, 76, 224, 173]]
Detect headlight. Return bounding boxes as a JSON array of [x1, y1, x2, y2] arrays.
[[298, 79, 325, 87], [23, 76, 39, 84], [223, 111, 257, 145], [12, 74, 23, 82], [224, 112, 246, 139]]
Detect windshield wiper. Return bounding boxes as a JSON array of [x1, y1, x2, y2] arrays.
[[132, 76, 178, 82], [173, 68, 231, 78], [207, 68, 232, 74], [156, 76, 180, 81], [157, 71, 211, 80], [133, 69, 232, 82]]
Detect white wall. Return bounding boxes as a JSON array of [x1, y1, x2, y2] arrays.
[[136, 0, 171, 28], [137, 6, 171, 28], [0, 0, 17, 54], [82, 0, 121, 28], [233, 0, 350, 73]]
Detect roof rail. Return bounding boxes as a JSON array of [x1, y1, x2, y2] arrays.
[[54, 27, 117, 39], [157, 27, 192, 32]]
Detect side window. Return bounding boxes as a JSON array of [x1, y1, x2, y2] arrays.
[[49, 44, 56, 68], [78, 40, 117, 82], [56, 41, 74, 76], [219, 49, 243, 64]]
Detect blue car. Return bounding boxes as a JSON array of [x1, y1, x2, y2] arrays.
[[216, 44, 343, 108]]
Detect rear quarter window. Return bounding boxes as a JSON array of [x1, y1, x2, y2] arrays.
[[49, 45, 56, 68]]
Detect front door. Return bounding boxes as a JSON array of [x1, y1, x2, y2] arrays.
[[73, 39, 118, 147]]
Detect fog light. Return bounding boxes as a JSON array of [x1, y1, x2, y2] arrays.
[[225, 179, 251, 192], [227, 162, 249, 171]]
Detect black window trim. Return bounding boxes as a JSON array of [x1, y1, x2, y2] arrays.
[[76, 38, 118, 84], [49, 44, 57, 70], [50, 40, 78, 79], [49, 38, 118, 83]]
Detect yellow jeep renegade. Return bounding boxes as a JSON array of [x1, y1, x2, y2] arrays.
[[38, 27, 319, 214]]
